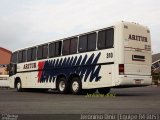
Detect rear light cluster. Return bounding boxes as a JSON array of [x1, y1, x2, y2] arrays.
[[119, 64, 124, 75]]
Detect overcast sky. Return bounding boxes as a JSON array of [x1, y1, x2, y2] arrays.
[[0, 0, 160, 54]]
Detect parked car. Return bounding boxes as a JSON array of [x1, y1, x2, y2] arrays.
[[0, 75, 9, 88]]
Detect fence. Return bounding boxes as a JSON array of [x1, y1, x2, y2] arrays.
[[152, 74, 160, 85]]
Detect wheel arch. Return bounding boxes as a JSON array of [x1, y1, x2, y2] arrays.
[[56, 74, 67, 87], [56, 74, 67, 81], [68, 73, 81, 84], [14, 77, 21, 88]]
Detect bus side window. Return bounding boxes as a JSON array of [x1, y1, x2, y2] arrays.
[[79, 33, 96, 53], [62, 37, 77, 55], [18, 51, 23, 63], [42, 44, 48, 59], [106, 28, 114, 48], [55, 41, 62, 57], [98, 30, 106, 49], [11, 52, 18, 63], [22, 50, 26, 62], [37, 44, 48, 60], [37, 46, 43, 60], [62, 39, 70, 55], [32, 47, 37, 61], [27, 48, 32, 61], [27, 47, 37, 62], [49, 43, 55, 58], [88, 32, 96, 51], [49, 41, 62, 58], [98, 28, 114, 49], [70, 37, 77, 54], [18, 50, 26, 63], [79, 35, 87, 53]]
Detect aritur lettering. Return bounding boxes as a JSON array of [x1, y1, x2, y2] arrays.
[[23, 63, 36, 69], [128, 34, 147, 42]]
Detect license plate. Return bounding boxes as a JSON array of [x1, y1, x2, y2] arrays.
[[135, 79, 142, 84]]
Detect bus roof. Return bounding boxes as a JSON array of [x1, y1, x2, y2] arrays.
[[12, 21, 149, 53]]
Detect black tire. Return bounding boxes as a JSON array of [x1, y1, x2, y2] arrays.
[[98, 88, 110, 94], [16, 81, 23, 92], [56, 77, 68, 94], [70, 77, 82, 95]]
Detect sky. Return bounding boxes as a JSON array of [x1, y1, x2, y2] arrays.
[[0, 0, 160, 54]]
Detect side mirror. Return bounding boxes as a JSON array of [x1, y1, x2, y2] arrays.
[[8, 63, 17, 76], [7, 64, 10, 72], [8, 63, 13, 76]]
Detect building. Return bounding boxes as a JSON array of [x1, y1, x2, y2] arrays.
[[0, 47, 12, 75], [152, 53, 160, 73]]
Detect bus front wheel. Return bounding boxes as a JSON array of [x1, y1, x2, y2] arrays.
[[70, 77, 82, 95], [16, 81, 23, 92]]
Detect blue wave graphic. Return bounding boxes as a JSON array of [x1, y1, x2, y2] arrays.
[[39, 52, 101, 83]]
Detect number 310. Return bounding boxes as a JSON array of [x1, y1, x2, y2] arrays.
[[106, 53, 113, 58]]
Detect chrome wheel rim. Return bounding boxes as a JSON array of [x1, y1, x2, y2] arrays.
[[72, 81, 79, 92], [59, 81, 65, 92], [17, 82, 21, 90]]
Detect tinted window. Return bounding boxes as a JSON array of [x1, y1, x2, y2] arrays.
[[27, 49, 32, 61], [32, 47, 37, 61], [43, 44, 48, 59], [11, 52, 17, 63], [49, 43, 55, 58], [88, 33, 96, 51], [98, 28, 114, 49], [106, 28, 114, 48], [22, 50, 26, 62], [79, 33, 96, 53], [37, 46, 43, 60], [18, 51, 23, 63], [62, 37, 77, 55], [98, 30, 105, 49], [70, 37, 77, 54], [79, 35, 87, 52], [55, 41, 62, 57], [49, 41, 62, 58], [62, 39, 70, 55], [27, 48, 36, 61], [37, 45, 48, 60]]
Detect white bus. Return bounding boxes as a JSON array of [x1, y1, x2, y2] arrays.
[[8, 21, 152, 94]]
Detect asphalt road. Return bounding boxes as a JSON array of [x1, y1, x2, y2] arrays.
[[0, 86, 160, 120]]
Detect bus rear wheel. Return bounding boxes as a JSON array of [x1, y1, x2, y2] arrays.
[[57, 77, 68, 94], [98, 88, 110, 94], [70, 77, 82, 95], [16, 81, 23, 92]]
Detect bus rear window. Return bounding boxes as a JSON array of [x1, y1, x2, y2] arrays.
[[132, 55, 145, 61]]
